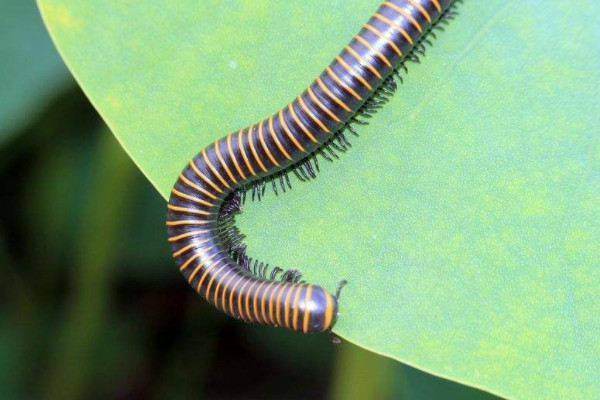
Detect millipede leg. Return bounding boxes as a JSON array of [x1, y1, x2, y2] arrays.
[[281, 269, 302, 283], [328, 331, 342, 346]]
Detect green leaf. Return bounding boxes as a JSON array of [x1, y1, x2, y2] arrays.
[[330, 342, 502, 400], [38, 0, 600, 399], [0, 0, 71, 144]]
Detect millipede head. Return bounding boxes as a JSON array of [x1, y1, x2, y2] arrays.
[[302, 286, 339, 333]]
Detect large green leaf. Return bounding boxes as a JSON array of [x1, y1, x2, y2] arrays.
[[38, 0, 600, 399]]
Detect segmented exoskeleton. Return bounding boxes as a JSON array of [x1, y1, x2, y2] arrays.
[[167, 0, 459, 333]]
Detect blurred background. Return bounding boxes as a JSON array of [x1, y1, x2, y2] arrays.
[[0, 2, 504, 399]]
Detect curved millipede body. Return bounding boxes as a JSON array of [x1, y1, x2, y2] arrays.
[[167, 0, 459, 333]]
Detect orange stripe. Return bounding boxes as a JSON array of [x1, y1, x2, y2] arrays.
[[188, 263, 203, 284], [187, 249, 218, 283], [302, 285, 313, 333], [214, 268, 236, 311], [237, 129, 256, 176], [168, 229, 210, 242], [275, 283, 289, 327], [374, 13, 414, 45], [173, 240, 208, 257], [307, 86, 341, 122], [189, 160, 222, 196], [383, 2, 423, 33], [345, 45, 382, 79], [206, 262, 230, 305], [176, 176, 216, 205], [253, 280, 268, 324], [405, 0, 432, 22], [316, 77, 352, 112], [229, 275, 245, 318], [261, 281, 278, 324], [354, 35, 392, 67], [335, 55, 372, 91], [172, 243, 194, 258], [221, 272, 240, 314], [288, 104, 318, 143], [167, 203, 212, 216], [292, 285, 304, 331], [227, 133, 246, 180], [431, 0, 442, 12], [268, 116, 293, 161], [214, 140, 237, 184], [364, 23, 402, 56], [166, 220, 210, 226], [278, 110, 306, 152], [237, 279, 254, 321], [283, 285, 297, 328], [247, 124, 268, 173], [179, 253, 200, 271], [202, 149, 231, 189], [245, 280, 260, 323], [258, 120, 280, 166], [196, 254, 224, 291], [326, 66, 362, 100], [169, 190, 214, 208], [298, 95, 330, 133], [324, 292, 334, 329], [271, 283, 286, 326]]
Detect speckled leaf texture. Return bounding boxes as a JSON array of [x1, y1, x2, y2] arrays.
[[38, 1, 600, 399]]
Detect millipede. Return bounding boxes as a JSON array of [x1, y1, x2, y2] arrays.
[[167, 0, 461, 334]]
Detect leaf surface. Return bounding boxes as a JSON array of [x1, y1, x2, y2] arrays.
[[38, 1, 600, 398]]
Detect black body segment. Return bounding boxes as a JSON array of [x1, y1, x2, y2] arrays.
[[167, 0, 456, 333]]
